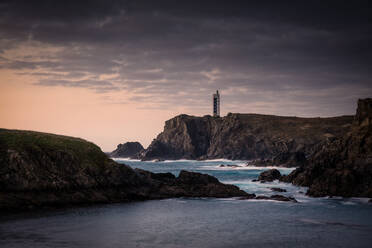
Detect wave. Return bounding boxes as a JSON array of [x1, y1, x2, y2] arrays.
[[160, 158, 249, 163], [202, 158, 248, 163], [112, 157, 141, 162], [114, 158, 249, 163], [197, 165, 296, 172]]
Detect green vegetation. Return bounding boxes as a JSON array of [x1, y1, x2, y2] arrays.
[[0, 128, 108, 169]]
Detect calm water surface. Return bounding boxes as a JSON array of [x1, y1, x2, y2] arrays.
[[1, 159, 371, 248]]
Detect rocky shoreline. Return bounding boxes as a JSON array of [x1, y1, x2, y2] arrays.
[[110, 98, 372, 199], [281, 99, 372, 197], [0, 129, 298, 213], [1, 98, 371, 212]]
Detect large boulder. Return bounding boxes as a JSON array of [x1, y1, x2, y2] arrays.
[[258, 169, 281, 182]]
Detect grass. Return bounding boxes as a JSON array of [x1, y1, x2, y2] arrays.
[[0, 128, 108, 168]]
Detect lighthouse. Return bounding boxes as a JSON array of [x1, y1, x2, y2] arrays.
[[213, 90, 220, 117]]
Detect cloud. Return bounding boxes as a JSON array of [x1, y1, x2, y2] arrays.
[[0, 0, 371, 116]]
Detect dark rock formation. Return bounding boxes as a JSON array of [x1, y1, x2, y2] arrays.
[[219, 164, 240, 168], [270, 187, 287, 192], [110, 141, 144, 158], [240, 194, 297, 202], [139, 113, 353, 162], [247, 151, 307, 167], [238, 193, 257, 200], [256, 195, 297, 202], [133, 169, 248, 199], [0, 129, 248, 212], [258, 169, 281, 182], [278, 195, 296, 202], [281, 98, 372, 197]]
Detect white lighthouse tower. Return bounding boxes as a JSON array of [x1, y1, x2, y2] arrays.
[[213, 90, 220, 117]]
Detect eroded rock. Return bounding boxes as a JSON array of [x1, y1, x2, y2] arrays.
[[258, 169, 281, 182], [281, 98, 372, 197]]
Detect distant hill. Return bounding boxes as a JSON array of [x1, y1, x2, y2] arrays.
[[138, 112, 353, 162]]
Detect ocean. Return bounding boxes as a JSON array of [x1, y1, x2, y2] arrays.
[[0, 159, 371, 248]]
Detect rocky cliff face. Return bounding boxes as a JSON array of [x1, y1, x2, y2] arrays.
[[139, 113, 353, 162], [110, 141, 144, 158], [0, 129, 247, 211], [281, 98, 372, 197]]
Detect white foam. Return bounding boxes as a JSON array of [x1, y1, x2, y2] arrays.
[[195, 165, 296, 172], [202, 158, 247, 163], [112, 157, 141, 162], [162, 159, 199, 163]]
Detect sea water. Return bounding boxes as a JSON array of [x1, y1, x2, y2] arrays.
[[0, 159, 371, 248]]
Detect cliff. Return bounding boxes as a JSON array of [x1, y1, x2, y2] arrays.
[[281, 99, 372, 197], [139, 113, 353, 162], [0, 129, 247, 211], [110, 141, 144, 158]]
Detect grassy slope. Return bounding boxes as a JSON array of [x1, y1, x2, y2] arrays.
[[228, 113, 354, 139], [0, 128, 108, 169]]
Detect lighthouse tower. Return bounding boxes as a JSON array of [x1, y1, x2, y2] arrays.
[[213, 90, 220, 117]]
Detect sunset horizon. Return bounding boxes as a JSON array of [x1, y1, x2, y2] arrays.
[[1, 1, 371, 152]]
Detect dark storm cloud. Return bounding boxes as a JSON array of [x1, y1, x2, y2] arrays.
[[0, 0, 371, 116]]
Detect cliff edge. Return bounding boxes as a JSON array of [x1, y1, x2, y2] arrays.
[[139, 113, 353, 162], [281, 98, 372, 197]]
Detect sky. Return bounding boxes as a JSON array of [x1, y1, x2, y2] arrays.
[[0, 0, 371, 151]]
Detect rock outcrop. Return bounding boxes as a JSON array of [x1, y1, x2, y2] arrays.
[[255, 195, 297, 202], [281, 98, 372, 197], [110, 141, 144, 158], [138, 113, 353, 163], [0, 129, 248, 212], [270, 187, 287, 192], [258, 169, 281, 182], [248, 151, 307, 167], [239, 194, 297, 202]]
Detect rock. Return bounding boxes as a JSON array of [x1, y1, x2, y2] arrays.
[[246, 158, 273, 167], [136, 169, 249, 198], [219, 164, 240, 168], [248, 152, 307, 167], [153, 158, 165, 162], [138, 113, 352, 161], [238, 193, 257, 200], [110, 142, 144, 158], [270, 187, 287, 192], [269, 195, 297, 202], [177, 170, 219, 184], [254, 195, 270, 200], [281, 98, 372, 198], [272, 151, 307, 167], [0, 129, 249, 212], [254, 195, 297, 202], [258, 169, 281, 182]]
